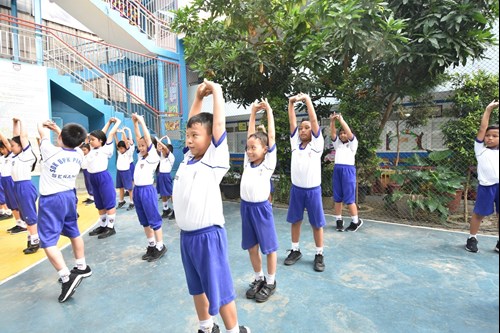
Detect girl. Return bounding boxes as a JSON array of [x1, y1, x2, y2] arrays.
[[132, 113, 166, 262], [87, 117, 121, 239], [240, 99, 278, 303], [80, 143, 94, 205], [156, 136, 175, 219], [10, 118, 39, 254], [114, 128, 135, 211]]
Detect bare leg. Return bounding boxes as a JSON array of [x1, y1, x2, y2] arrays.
[[347, 203, 358, 217], [193, 294, 211, 321], [44, 246, 67, 271], [219, 300, 238, 330], [291, 221, 302, 243], [266, 252, 277, 276], [70, 236, 85, 259], [334, 202, 343, 216], [119, 188, 124, 202], [26, 223, 37, 237], [469, 212, 484, 235], [248, 244, 262, 273], [154, 227, 163, 243], [312, 226, 324, 248]]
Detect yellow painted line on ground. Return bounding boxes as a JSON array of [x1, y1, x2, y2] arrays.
[[0, 194, 98, 283]]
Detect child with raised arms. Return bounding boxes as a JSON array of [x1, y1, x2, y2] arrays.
[[87, 117, 121, 239], [156, 135, 175, 219], [80, 143, 94, 205], [240, 98, 278, 303], [114, 128, 135, 211], [172, 79, 251, 333], [37, 120, 90, 302], [131, 113, 166, 262]]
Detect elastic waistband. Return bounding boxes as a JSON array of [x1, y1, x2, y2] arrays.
[[291, 184, 321, 191], [240, 199, 270, 207], [41, 189, 76, 198], [13, 179, 33, 184], [89, 170, 109, 176], [181, 225, 222, 236]]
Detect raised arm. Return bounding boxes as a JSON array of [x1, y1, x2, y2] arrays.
[[338, 114, 354, 140], [188, 82, 209, 120], [248, 100, 260, 137], [12, 118, 20, 137], [203, 79, 225, 142], [262, 98, 275, 148], [299, 93, 320, 135], [138, 115, 152, 147], [156, 137, 170, 157], [102, 118, 113, 134], [477, 100, 499, 141], [330, 114, 338, 140], [0, 131, 12, 151], [13, 118, 29, 148], [288, 95, 298, 133], [38, 120, 61, 141], [124, 127, 134, 147], [105, 117, 122, 144]]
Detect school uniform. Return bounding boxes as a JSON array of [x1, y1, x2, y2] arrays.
[[0, 155, 6, 206], [287, 127, 326, 228], [37, 139, 83, 248], [240, 144, 278, 254], [332, 135, 358, 205], [81, 153, 94, 197], [116, 144, 134, 191], [86, 142, 116, 210], [11, 145, 38, 225], [156, 150, 175, 197], [1, 152, 19, 211], [173, 133, 235, 316], [473, 139, 499, 216], [133, 144, 162, 230]]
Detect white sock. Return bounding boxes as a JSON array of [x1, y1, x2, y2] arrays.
[[254, 271, 264, 281], [163, 202, 169, 210], [316, 247, 324, 255], [106, 214, 116, 228], [17, 219, 27, 228], [58, 267, 71, 283], [292, 242, 300, 251], [469, 234, 477, 239], [89, 196, 94, 200], [99, 214, 107, 227], [75, 258, 87, 270], [30, 233, 40, 245], [266, 273, 276, 285], [227, 323, 240, 333], [351, 216, 359, 224], [147, 237, 156, 247], [156, 241, 164, 250], [0, 209, 5, 214], [334, 215, 342, 221], [5, 209, 12, 215], [199, 318, 214, 332]]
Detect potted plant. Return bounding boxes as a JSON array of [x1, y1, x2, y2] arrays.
[[220, 166, 242, 200]]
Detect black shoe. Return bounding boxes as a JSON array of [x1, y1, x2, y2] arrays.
[[239, 326, 251, 333], [142, 246, 156, 260], [126, 204, 135, 211], [23, 243, 40, 254], [116, 201, 126, 209], [465, 237, 478, 253], [58, 273, 83, 303], [336, 219, 344, 232], [168, 211, 175, 220], [97, 227, 116, 239], [162, 208, 172, 219], [84, 199, 94, 205], [124, 191, 130, 197], [255, 281, 276, 303], [284, 249, 302, 266], [246, 278, 266, 299], [345, 219, 364, 232], [313, 254, 325, 272], [197, 323, 220, 333], [495, 240, 499, 253], [148, 245, 167, 262], [0, 213, 12, 220], [89, 226, 106, 236], [58, 266, 92, 283], [8, 225, 27, 234]]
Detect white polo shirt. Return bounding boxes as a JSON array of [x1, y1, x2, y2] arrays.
[[240, 144, 277, 202], [332, 135, 358, 166], [117, 144, 135, 171], [86, 142, 114, 174], [0, 155, 5, 176], [475, 140, 499, 186], [133, 144, 160, 186], [39, 138, 83, 196], [173, 134, 230, 231], [290, 127, 324, 188], [2, 153, 13, 177], [11, 144, 36, 181], [159, 151, 175, 173]]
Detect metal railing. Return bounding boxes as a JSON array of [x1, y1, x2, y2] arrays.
[[102, 0, 177, 51]]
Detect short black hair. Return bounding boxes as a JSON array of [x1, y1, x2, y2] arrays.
[[117, 140, 127, 149], [81, 143, 90, 150], [89, 129, 107, 146], [187, 112, 213, 135], [166, 144, 174, 153], [11, 136, 37, 171], [61, 123, 87, 148], [0, 141, 5, 149], [486, 124, 499, 132], [248, 131, 268, 147]]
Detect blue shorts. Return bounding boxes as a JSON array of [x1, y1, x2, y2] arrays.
[[1, 176, 18, 210], [89, 171, 116, 210], [38, 190, 80, 248], [116, 169, 133, 190], [287, 185, 326, 228], [333, 164, 356, 205], [270, 179, 275, 194], [133, 185, 162, 230], [473, 184, 499, 216], [14, 180, 38, 225], [241, 200, 278, 254], [83, 169, 94, 196], [130, 162, 135, 176], [180, 226, 236, 316], [156, 172, 173, 197], [0, 175, 5, 205]]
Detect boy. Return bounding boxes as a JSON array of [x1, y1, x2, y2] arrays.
[[465, 100, 499, 253], [37, 120, 91, 302], [329, 112, 364, 232], [114, 129, 135, 211], [172, 79, 251, 333], [284, 93, 326, 272]]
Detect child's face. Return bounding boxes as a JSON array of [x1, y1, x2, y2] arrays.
[[485, 129, 499, 148], [339, 130, 349, 143], [246, 137, 267, 164], [0, 147, 7, 156], [186, 123, 211, 160], [81, 147, 90, 155], [9, 140, 22, 155], [118, 146, 127, 154], [137, 138, 149, 157], [89, 135, 102, 148], [299, 121, 312, 142]]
